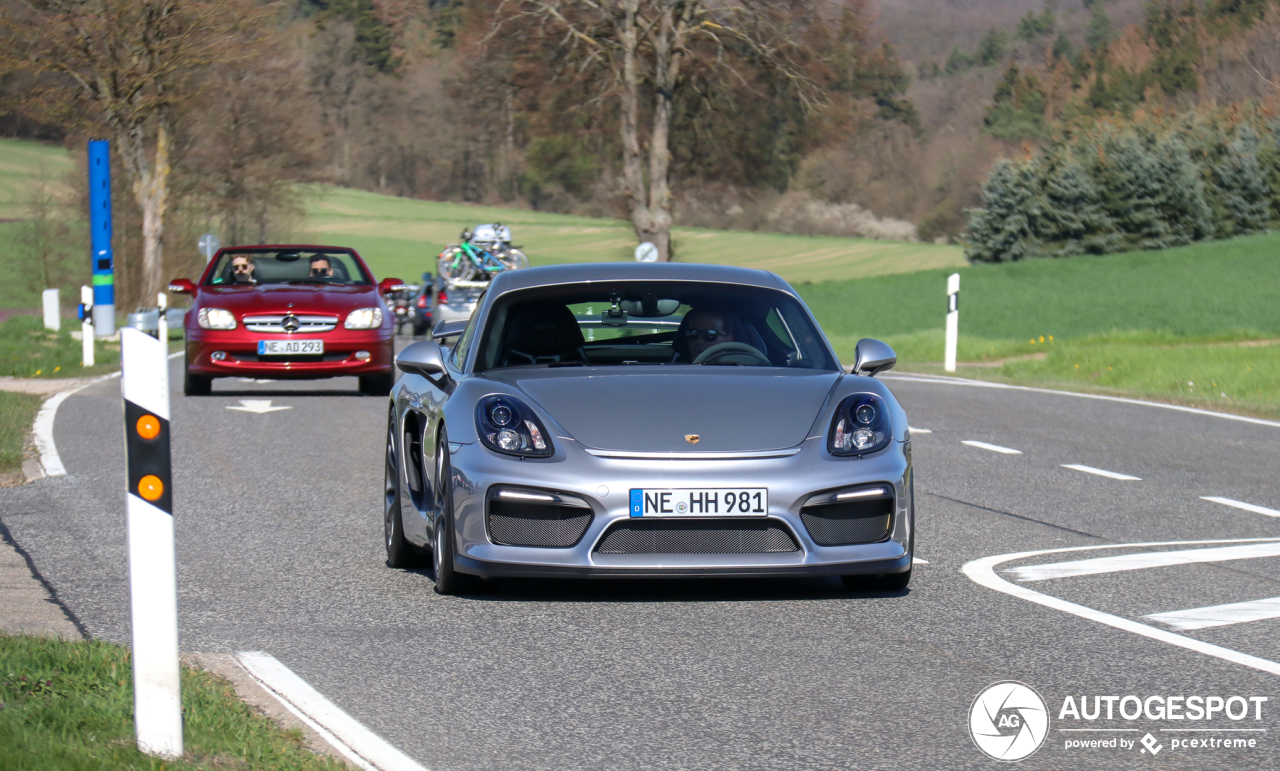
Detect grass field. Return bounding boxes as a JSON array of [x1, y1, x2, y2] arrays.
[[0, 316, 122, 379], [0, 633, 344, 770], [0, 391, 40, 480], [0, 137, 73, 221], [298, 185, 965, 285], [802, 233, 1280, 417]]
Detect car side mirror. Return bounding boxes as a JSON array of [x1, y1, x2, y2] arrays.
[[396, 340, 447, 377], [379, 277, 406, 294], [168, 278, 195, 295], [431, 319, 468, 340], [853, 338, 897, 377]]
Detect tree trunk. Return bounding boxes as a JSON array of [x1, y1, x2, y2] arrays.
[[643, 4, 677, 261], [120, 115, 171, 302], [618, 0, 665, 258]]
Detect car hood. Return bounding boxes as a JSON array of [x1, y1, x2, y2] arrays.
[[197, 284, 380, 313], [488, 368, 841, 453]]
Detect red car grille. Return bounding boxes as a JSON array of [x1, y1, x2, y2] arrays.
[[242, 314, 338, 333]]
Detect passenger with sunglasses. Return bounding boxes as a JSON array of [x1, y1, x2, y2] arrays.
[[675, 307, 736, 362], [308, 255, 335, 281], [229, 255, 256, 284]]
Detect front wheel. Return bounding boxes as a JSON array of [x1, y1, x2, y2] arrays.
[[385, 418, 425, 568], [360, 372, 394, 396], [432, 427, 474, 595], [184, 364, 212, 396]]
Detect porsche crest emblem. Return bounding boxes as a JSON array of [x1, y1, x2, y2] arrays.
[[685, 434, 700, 444]]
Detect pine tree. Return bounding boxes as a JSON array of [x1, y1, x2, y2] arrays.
[[965, 160, 1041, 263], [1214, 127, 1271, 234], [1035, 155, 1118, 256], [1090, 133, 1172, 249]]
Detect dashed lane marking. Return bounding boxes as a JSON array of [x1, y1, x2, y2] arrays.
[[1005, 541, 1280, 582], [961, 440, 1022, 454], [1061, 464, 1141, 481], [908, 426, 932, 434], [964, 539, 1280, 679], [1201, 496, 1280, 518], [1144, 596, 1280, 632]]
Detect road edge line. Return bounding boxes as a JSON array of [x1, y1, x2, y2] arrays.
[[962, 538, 1280, 679], [33, 351, 183, 478], [236, 651, 430, 771], [883, 373, 1280, 430]]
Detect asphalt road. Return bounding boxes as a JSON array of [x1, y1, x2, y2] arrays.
[[4, 348, 1280, 770]]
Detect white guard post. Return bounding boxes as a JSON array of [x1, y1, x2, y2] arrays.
[[42, 288, 60, 331], [944, 273, 960, 373], [120, 327, 183, 758], [157, 293, 168, 341], [80, 286, 95, 367]]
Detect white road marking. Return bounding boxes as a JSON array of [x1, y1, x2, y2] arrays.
[[33, 350, 183, 477], [236, 652, 430, 771], [882, 373, 1280, 430], [913, 557, 929, 565], [1144, 597, 1280, 631], [226, 399, 291, 413], [1201, 496, 1280, 518], [1006, 541, 1280, 582], [964, 539, 1280, 679], [962, 440, 1021, 454], [908, 426, 932, 434], [1061, 464, 1141, 481]]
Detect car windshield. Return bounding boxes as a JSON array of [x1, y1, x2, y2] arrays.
[[205, 249, 371, 286], [475, 282, 837, 371]]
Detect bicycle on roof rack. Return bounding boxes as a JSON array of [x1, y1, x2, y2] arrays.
[[437, 223, 529, 282]]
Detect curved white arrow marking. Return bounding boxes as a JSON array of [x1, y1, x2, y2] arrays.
[[226, 400, 291, 413], [964, 538, 1280, 678]]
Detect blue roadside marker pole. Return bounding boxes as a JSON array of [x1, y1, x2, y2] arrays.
[[121, 326, 182, 757], [89, 140, 116, 336]]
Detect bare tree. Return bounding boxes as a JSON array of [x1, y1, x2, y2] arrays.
[[1, 0, 267, 298], [487, 0, 821, 260]]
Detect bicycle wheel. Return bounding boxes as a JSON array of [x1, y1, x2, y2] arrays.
[[437, 247, 475, 282], [497, 248, 530, 270]]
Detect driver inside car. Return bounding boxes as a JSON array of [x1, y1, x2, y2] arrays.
[[675, 307, 736, 362]]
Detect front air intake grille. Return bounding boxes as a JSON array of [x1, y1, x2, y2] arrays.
[[488, 499, 592, 548], [595, 520, 799, 555], [800, 498, 893, 546], [243, 314, 338, 333]]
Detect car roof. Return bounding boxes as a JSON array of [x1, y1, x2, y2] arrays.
[[487, 262, 794, 295]]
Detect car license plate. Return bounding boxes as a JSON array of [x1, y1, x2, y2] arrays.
[[258, 339, 323, 356], [629, 488, 767, 517]]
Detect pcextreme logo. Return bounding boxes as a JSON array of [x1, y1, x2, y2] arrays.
[[969, 681, 1051, 761]]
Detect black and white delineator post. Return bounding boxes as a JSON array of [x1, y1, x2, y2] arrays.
[[120, 326, 183, 758], [944, 273, 960, 372]]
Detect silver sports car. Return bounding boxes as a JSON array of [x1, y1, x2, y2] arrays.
[[383, 263, 914, 594]]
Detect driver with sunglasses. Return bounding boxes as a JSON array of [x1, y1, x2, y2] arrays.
[[229, 255, 256, 284], [308, 254, 335, 281], [677, 307, 736, 362]]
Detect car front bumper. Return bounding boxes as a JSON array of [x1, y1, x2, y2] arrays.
[[442, 437, 913, 578], [185, 329, 394, 379]]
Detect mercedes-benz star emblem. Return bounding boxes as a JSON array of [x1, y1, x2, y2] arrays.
[[281, 314, 301, 333], [685, 434, 700, 444]]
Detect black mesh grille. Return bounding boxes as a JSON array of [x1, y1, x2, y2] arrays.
[[488, 500, 593, 548], [595, 519, 799, 554], [800, 498, 893, 546]]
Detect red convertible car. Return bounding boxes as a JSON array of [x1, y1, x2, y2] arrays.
[[168, 246, 404, 396]]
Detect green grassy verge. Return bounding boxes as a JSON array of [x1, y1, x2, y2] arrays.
[[0, 316, 122, 379], [296, 185, 965, 285], [804, 232, 1280, 417], [0, 634, 344, 770], [0, 391, 40, 478], [0, 138, 73, 221]]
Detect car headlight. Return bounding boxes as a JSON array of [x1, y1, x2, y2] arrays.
[[476, 395, 554, 458], [196, 308, 236, 330], [829, 393, 892, 456], [344, 307, 384, 329]]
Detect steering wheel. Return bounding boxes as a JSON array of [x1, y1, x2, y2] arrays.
[[692, 341, 771, 366]]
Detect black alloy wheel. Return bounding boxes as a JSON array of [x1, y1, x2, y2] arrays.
[[432, 426, 473, 595], [183, 363, 212, 396], [384, 415, 424, 568]]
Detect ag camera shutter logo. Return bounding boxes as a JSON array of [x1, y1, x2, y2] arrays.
[[969, 681, 1050, 761]]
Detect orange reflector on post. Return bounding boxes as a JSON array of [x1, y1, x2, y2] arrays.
[[136, 414, 161, 440], [138, 474, 164, 501]]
